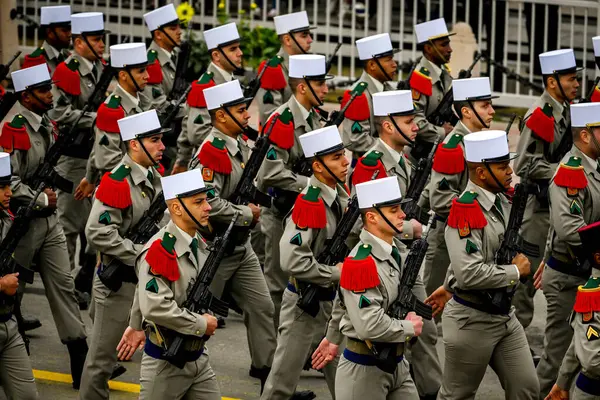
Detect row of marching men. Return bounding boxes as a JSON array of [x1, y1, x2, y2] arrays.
[[1, 2, 600, 400]]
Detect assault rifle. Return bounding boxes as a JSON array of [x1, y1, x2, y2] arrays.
[[403, 137, 440, 224], [325, 42, 343, 73], [478, 51, 545, 94], [244, 55, 284, 107], [160, 85, 193, 129], [97, 192, 167, 292], [504, 113, 521, 135], [368, 214, 434, 374], [162, 212, 239, 368], [168, 36, 192, 102], [580, 76, 600, 103], [0, 51, 21, 84]]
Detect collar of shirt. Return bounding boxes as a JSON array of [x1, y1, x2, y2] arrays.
[[379, 138, 402, 165], [309, 175, 338, 207], [121, 153, 147, 187], [167, 220, 208, 259], [453, 120, 472, 137], [291, 95, 310, 121], [42, 41, 60, 60], [74, 52, 95, 76], [363, 229, 394, 255], [573, 145, 599, 175], [160, 47, 174, 67], [212, 128, 241, 155], [465, 180, 497, 212], [542, 90, 566, 122], [210, 62, 233, 82], [174, 223, 194, 247], [420, 57, 444, 85], [136, 162, 150, 180], [15, 102, 43, 132], [361, 71, 384, 93], [115, 84, 140, 113]]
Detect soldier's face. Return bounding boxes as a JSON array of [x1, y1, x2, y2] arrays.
[[288, 31, 313, 54], [379, 204, 406, 234], [318, 149, 349, 182], [161, 24, 182, 47], [224, 103, 250, 133], [126, 67, 149, 91], [48, 26, 72, 48], [470, 100, 495, 128], [484, 161, 513, 191], [27, 85, 54, 112], [373, 55, 398, 81], [557, 73, 580, 101], [139, 134, 165, 165], [215, 42, 243, 71], [185, 192, 212, 226], [429, 38, 452, 63], [389, 115, 418, 145], [306, 80, 328, 105], [83, 35, 106, 61], [0, 185, 12, 209]]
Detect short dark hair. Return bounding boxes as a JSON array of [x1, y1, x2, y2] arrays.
[[453, 100, 469, 120], [288, 77, 303, 94]]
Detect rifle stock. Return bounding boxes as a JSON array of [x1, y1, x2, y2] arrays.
[[169, 39, 192, 101]]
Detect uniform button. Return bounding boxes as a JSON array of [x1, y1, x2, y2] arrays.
[[404, 234, 409, 238], [510, 280, 515, 285], [244, 221, 248, 225], [196, 330, 201, 335], [406, 336, 410, 341], [142, 192, 146, 198]]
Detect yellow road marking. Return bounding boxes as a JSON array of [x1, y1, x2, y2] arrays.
[[32, 369, 240, 398]]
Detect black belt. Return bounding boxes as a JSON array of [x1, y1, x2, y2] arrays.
[[546, 256, 590, 279], [287, 282, 336, 301], [453, 293, 509, 315], [434, 214, 447, 223], [343, 348, 403, 366], [144, 334, 204, 363], [576, 372, 600, 395]]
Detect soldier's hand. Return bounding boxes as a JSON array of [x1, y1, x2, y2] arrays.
[[534, 260, 545, 290], [336, 262, 343, 272], [311, 338, 339, 370], [513, 253, 531, 277], [249, 203, 261, 224], [410, 219, 423, 238], [171, 161, 188, 175], [425, 286, 453, 318], [74, 177, 95, 201], [544, 384, 569, 400], [116, 327, 145, 361], [442, 122, 453, 135], [404, 312, 423, 337], [44, 188, 57, 208], [203, 314, 218, 336], [0, 273, 19, 296]]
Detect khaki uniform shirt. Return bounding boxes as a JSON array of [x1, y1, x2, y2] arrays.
[[144, 40, 178, 109], [41, 41, 70, 75], [0, 210, 14, 315], [256, 48, 293, 126]]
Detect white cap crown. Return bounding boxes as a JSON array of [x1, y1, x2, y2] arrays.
[[204, 23, 240, 50], [144, 4, 179, 32], [274, 11, 311, 35], [356, 176, 403, 209], [539, 49, 577, 75], [373, 90, 414, 116], [203, 80, 245, 110], [415, 18, 450, 44], [110, 43, 147, 68], [71, 12, 105, 35], [41, 6, 71, 25], [356, 33, 393, 60], [464, 130, 509, 162], [452, 77, 492, 101], [161, 169, 207, 200], [117, 110, 162, 141], [0, 153, 11, 177], [12, 64, 51, 92], [593, 37, 600, 58], [571, 103, 600, 127], [298, 126, 343, 157], [289, 55, 326, 78]]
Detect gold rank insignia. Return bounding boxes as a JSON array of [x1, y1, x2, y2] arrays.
[[586, 325, 599, 341], [202, 167, 214, 182], [567, 187, 579, 197], [411, 89, 421, 101], [458, 223, 471, 238], [582, 312, 594, 323]]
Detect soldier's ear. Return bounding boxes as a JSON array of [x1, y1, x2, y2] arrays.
[[215, 109, 228, 123]]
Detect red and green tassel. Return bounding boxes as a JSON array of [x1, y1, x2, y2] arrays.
[[0, 115, 31, 152], [96, 95, 125, 133], [432, 134, 465, 174], [22, 47, 49, 70], [95, 164, 132, 209], [258, 56, 286, 90], [146, 50, 164, 85], [554, 156, 588, 189], [340, 84, 370, 122], [146, 232, 180, 282], [267, 108, 295, 150], [340, 244, 381, 291], [447, 191, 488, 235], [409, 67, 433, 96], [53, 58, 82, 96], [526, 103, 555, 143], [291, 185, 327, 229], [198, 137, 232, 174], [187, 72, 216, 108], [351, 150, 387, 186]]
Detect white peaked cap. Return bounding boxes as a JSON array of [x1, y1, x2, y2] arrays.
[[593, 37, 600, 57], [274, 11, 311, 35], [204, 23, 240, 50], [110, 43, 147, 68], [298, 125, 343, 157], [539, 49, 578, 75], [204, 80, 245, 111], [356, 176, 403, 209], [12, 64, 51, 92], [144, 4, 179, 31], [373, 90, 414, 116], [71, 12, 105, 34], [452, 77, 493, 101], [415, 18, 451, 44], [356, 33, 393, 60], [464, 130, 509, 162], [571, 103, 600, 127], [40, 6, 71, 25], [161, 169, 208, 200], [289, 55, 327, 78], [117, 110, 162, 141], [0, 153, 11, 177]]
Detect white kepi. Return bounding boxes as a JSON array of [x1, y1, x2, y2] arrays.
[[71, 12, 107, 35], [110, 43, 148, 68], [570, 103, 600, 127], [274, 11, 314, 35], [414, 18, 454, 44], [356, 176, 407, 209], [372, 90, 415, 116], [203, 23, 240, 51], [40, 5, 71, 26], [0, 152, 11, 184], [117, 109, 166, 142], [298, 125, 344, 158], [593, 37, 600, 58], [12, 64, 52, 92], [288, 55, 330, 79], [355, 33, 396, 60], [162, 168, 210, 201], [463, 130, 516, 163], [452, 77, 496, 101], [144, 4, 179, 31], [203, 80, 247, 111], [539, 49, 581, 75]]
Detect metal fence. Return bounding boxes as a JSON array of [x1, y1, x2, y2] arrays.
[[14, 0, 600, 107]]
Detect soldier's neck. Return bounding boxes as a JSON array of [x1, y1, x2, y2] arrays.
[[424, 53, 443, 68], [74, 49, 95, 63], [461, 118, 479, 133], [574, 142, 598, 161], [215, 125, 239, 140], [366, 70, 384, 84], [156, 39, 175, 53], [128, 152, 153, 169], [313, 172, 337, 189], [546, 87, 566, 105], [381, 136, 404, 154], [172, 216, 198, 238], [19, 101, 43, 116], [365, 226, 393, 245], [295, 94, 313, 112]]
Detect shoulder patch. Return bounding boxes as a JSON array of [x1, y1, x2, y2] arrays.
[[206, 188, 216, 199], [258, 56, 286, 90], [145, 232, 180, 282], [291, 186, 327, 229], [351, 151, 387, 186], [554, 156, 588, 190], [465, 239, 479, 254], [267, 109, 295, 150], [263, 90, 274, 104], [152, 87, 162, 99], [358, 294, 371, 309], [145, 277, 159, 293], [432, 135, 465, 174], [95, 164, 132, 209], [411, 89, 421, 101], [202, 167, 214, 182], [53, 59, 82, 96], [570, 200, 582, 215], [266, 147, 277, 160], [98, 210, 111, 225], [198, 137, 232, 174], [290, 232, 302, 246], [438, 177, 450, 190], [525, 103, 555, 143], [96, 96, 125, 133], [583, 311, 594, 323], [409, 67, 433, 96], [340, 244, 380, 291], [99, 134, 110, 146], [193, 113, 204, 125], [586, 325, 599, 341], [351, 121, 362, 134], [187, 72, 216, 108], [340, 82, 370, 121]]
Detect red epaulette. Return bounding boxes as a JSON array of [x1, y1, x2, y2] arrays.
[[187, 72, 216, 108], [96, 95, 125, 133], [145, 232, 180, 282], [155, 163, 165, 176], [258, 56, 286, 91], [146, 50, 163, 85], [22, 47, 48, 70], [291, 186, 327, 229], [0, 85, 5, 98], [409, 67, 433, 97], [573, 277, 600, 313], [554, 156, 588, 191], [53, 59, 82, 96], [340, 86, 370, 121], [0, 115, 31, 153], [447, 191, 487, 238], [351, 150, 387, 186], [198, 137, 232, 174], [574, 222, 600, 313], [526, 103, 555, 143], [591, 85, 600, 103], [432, 134, 465, 174], [95, 164, 132, 209], [266, 108, 295, 150], [340, 244, 381, 291]]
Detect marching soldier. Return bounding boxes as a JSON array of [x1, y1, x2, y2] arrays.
[[349, 89, 443, 399], [173, 23, 244, 173], [535, 102, 600, 398], [137, 169, 220, 400], [261, 125, 348, 400], [257, 54, 329, 325], [0, 64, 88, 389], [548, 222, 600, 400], [429, 130, 539, 399], [335, 176, 424, 399], [84, 42, 150, 186], [421, 77, 496, 296], [256, 11, 315, 126], [410, 18, 455, 161], [0, 152, 38, 400], [48, 11, 108, 302], [341, 33, 398, 161], [81, 110, 165, 399], [191, 80, 277, 391], [22, 6, 72, 74]]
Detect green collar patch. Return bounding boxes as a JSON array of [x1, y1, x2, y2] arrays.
[[443, 134, 463, 149], [107, 95, 122, 109], [99, 134, 110, 146], [66, 58, 80, 71], [457, 191, 478, 204], [152, 87, 161, 99], [354, 243, 373, 260], [211, 137, 227, 150], [542, 103, 553, 118], [263, 90, 274, 104], [9, 115, 26, 129], [109, 164, 131, 181], [198, 71, 214, 84]]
